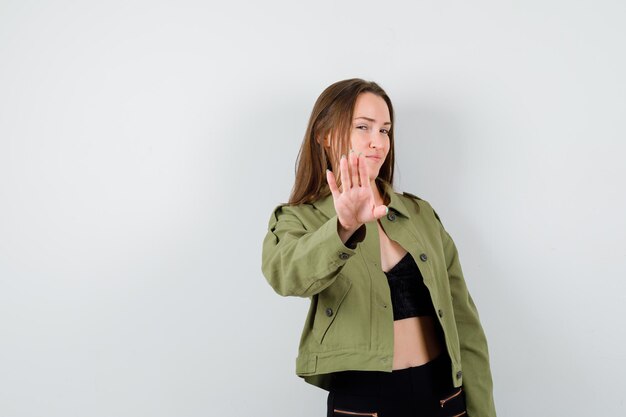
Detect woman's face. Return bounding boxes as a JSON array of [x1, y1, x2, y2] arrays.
[[349, 92, 391, 182]]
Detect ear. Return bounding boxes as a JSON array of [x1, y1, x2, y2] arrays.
[[322, 134, 331, 148]]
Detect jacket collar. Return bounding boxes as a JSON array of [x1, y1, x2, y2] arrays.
[[312, 181, 411, 220]]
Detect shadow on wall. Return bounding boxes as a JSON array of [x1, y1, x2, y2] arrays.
[[392, 103, 467, 199]]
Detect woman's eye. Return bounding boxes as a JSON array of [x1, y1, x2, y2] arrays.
[[380, 129, 389, 135], [357, 125, 368, 130]]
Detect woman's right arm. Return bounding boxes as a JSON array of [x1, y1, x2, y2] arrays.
[[262, 152, 386, 298], [261, 204, 365, 298]]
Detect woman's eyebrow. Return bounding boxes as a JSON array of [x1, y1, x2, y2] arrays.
[[354, 116, 392, 125]]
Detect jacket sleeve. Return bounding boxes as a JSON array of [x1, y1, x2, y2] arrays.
[[436, 210, 497, 417], [261, 204, 366, 298]]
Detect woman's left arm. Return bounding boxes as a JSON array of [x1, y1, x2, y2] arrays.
[[438, 215, 497, 417]]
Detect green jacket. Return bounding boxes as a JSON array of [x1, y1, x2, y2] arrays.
[[261, 184, 496, 417]]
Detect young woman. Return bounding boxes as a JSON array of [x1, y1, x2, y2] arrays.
[[262, 79, 496, 417]]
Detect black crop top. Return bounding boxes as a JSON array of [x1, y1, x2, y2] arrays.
[[383, 252, 437, 320]]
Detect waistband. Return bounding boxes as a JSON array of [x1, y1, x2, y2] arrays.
[[329, 354, 452, 399]]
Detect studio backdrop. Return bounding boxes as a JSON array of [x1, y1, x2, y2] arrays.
[[1, 1, 624, 416]]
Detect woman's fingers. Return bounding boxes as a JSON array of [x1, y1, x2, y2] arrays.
[[339, 154, 350, 191], [326, 169, 340, 198], [373, 204, 388, 219], [358, 153, 369, 188], [350, 151, 359, 187]]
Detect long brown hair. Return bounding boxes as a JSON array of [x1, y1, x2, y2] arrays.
[[288, 78, 395, 205]]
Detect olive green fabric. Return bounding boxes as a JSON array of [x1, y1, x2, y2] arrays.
[[261, 184, 496, 417]]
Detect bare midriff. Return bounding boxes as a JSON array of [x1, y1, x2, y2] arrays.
[[392, 317, 443, 369], [377, 221, 444, 370]]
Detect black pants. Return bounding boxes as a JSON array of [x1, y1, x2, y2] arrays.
[[327, 354, 467, 417]]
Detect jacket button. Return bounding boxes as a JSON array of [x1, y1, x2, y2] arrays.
[[456, 371, 463, 379], [339, 252, 350, 260], [438, 309, 444, 318], [419, 253, 428, 262], [387, 211, 396, 221], [325, 308, 333, 317]]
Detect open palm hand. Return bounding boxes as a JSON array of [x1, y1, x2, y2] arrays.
[[326, 152, 388, 233]]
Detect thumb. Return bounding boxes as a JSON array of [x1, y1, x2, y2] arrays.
[[373, 205, 388, 220]]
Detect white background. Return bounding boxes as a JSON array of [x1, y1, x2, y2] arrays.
[[1, 1, 625, 416]]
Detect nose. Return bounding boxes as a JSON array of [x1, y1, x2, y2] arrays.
[[369, 131, 385, 148]]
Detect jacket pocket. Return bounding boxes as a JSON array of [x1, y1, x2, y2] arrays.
[[312, 274, 352, 344], [438, 386, 467, 417]]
